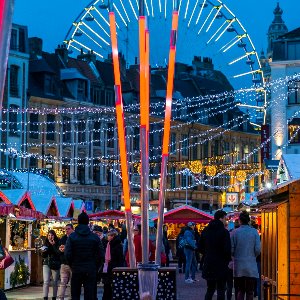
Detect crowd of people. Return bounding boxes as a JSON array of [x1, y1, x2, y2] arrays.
[[175, 210, 261, 300], [40, 212, 172, 300], [40, 209, 260, 300]]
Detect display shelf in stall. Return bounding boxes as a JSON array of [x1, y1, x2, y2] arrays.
[[89, 210, 141, 228]]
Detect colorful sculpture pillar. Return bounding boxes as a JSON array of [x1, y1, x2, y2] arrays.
[[108, 9, 136, 268], [155, 4, 179, 265], [0, 0, 14, 109]]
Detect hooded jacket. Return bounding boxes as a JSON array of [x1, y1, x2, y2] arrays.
[[65, 224, 104, 273], [199, 219, 231, 280]]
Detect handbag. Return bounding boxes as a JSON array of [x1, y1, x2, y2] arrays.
[[0, 249, 14, 269]]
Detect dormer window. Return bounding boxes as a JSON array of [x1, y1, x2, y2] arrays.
[[77, 80, 87, 101], [44, 74, 55, 95]]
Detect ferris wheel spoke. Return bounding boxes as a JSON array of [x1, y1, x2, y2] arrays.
[[206, 20, 227, 44], [128, 0, 138, 20], [222, 34, 246, 52], [93, 7, 110, 26], [233, 69, 262, 79], [117, 0, 131, 23], [178, 0, 183, 15], [164, 0, 168, 19], [81, 21, 110, 45], [184, 0, 190, 19], [196, 0, 207, 25], [92, 16, 111, 37], [197, 6, 214, 34], [71, 39, 104, 58], [206, 5, 222, 32], [215, 18, 235, 42], [229, 51, 255, 65], [113, 3, 128, 26], [76, 27, 105, 50], [188, 0, 199, 27]]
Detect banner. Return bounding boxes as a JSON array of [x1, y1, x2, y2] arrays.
[[261, 125, 270, 161]]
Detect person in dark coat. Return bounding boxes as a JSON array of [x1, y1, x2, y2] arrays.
[[41, 230, 61, 300], [102, 229, 124, 300], [199, 210, 231, 300], [162, 224, 171, 267], [175, 227, 186, 273], [65, 212, 104, 300]]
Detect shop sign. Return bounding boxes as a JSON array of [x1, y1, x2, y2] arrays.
[[226, 193, 239, 205]]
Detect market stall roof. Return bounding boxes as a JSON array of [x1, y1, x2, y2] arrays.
[[152, 205, 213, 224], [0, 191, 13, 204], [31, 195, 59, 216], [55, 197, 74, 218], [89, 209, 141, 220], [1, 190, 35, 210]]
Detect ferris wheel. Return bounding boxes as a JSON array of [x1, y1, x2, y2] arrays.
[[64, 0, 266, 123]]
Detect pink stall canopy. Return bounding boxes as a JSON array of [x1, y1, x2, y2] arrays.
[[152, 205, 213, 224], [89, 210, 141, 221]]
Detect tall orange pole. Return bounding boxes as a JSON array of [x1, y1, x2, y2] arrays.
[[139, 13, 150, 264], [155, 10, 179, 265], [109, 12, 136, 268]]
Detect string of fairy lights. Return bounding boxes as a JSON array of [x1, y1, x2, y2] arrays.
[[2, 73, 300, 191]]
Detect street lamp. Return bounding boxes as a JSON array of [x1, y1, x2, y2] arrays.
[[184, 168, 189, 205]]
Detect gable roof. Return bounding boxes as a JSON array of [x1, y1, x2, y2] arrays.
[[281, 154, 300, 181], [153, 205, 213, 224]]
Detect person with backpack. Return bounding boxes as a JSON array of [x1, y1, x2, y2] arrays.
[[176, 228, 186, 273]]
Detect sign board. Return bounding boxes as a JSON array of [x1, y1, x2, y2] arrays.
[[261, 124, 270, 161], [85, 200, 94, 212], [226, 193, 239, 205]]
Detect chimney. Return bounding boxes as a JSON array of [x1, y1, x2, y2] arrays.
[[29, 37, 43, 57], [55, 44, 69, 64]]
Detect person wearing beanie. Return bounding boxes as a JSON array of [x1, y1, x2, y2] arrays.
[[199, 210, 231, 300], [65, 212, 104, 300]]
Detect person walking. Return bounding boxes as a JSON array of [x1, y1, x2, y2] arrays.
[[65, 212, 104, 300], [57, 224, 74, 300], [102, 229, 124, 300], [41, 230, 61, 300], [231, 211, 261, 300], [162, 224, 171, 267], [199, 210, 231, 300], [183, 222, 197, 283], [175, 227, 186, 274]]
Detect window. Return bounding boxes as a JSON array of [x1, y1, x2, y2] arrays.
[[77, 120, 85, 143], [288, 80, 300, 104], [288, 124, 300, 144], [63, 117, 71, 143], [94, 121, 101, 147], [107, 124, 114, 148], [181, 171, 188, 187], [170, 133, 176, 154], [29, 114, 39, 139], [170, 167, 176, 189], [44, 74, 55, 95], [203, 141, 209, 159], [77, 80, 86, 101], [287, 41, 300, 60], [92, 87, 101, 105], [181, 134, 188, 156], [133, 127, 139, 151], [192, 137, 198, 159], [18, 28, 26, 52], [46, 115, 55, 141], [105, 91, 114, 106], [10, 65, 19, 97], [9, 105, 19, 136], [10, 29, 18, 51]]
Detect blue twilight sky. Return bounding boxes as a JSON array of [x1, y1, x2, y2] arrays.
[[12, 0, 299, 89]]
